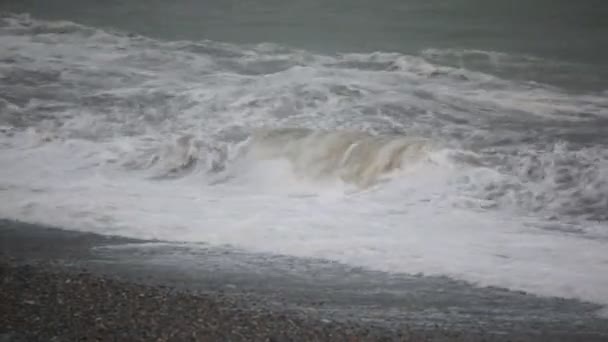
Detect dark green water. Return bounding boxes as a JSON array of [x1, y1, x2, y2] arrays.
[[2, 0, 608, 91]]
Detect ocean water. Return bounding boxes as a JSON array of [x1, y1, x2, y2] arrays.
[[1, 0, 608, 315]]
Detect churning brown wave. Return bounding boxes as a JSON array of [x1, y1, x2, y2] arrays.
[[243, 128, 434, 187]]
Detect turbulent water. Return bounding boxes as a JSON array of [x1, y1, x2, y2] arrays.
[[1, 1, 608, 315]]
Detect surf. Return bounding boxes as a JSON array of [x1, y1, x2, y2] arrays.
[[242, 128, 435, 187]]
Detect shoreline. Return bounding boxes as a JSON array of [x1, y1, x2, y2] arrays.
[[0, 261, 466, 342], [2, 219, 608, 341]]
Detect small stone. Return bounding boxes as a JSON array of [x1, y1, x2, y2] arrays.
[[0, 333, 16, 342]]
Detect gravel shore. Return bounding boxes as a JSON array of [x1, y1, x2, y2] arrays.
[[1, 261, 472, 342], [3, 261, 608, 342], [2, 221, 608, 341]]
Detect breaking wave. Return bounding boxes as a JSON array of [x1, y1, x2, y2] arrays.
[[243, 128, 435, 187], [119, 128, 436, 187]]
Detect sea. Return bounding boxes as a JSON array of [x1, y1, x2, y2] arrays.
[[1, 0, 607, 320]]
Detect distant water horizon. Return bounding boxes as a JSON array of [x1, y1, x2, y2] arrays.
[[2, 0, 608, 91]]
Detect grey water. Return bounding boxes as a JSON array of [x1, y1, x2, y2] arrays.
[[1, 0, 607, 221], [2, 0, 608, 92], [1, 0, 608, 336]]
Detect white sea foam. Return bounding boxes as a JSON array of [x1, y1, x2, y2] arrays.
[[1, 13, 608, 312]]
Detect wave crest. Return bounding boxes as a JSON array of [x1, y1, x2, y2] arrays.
[[244, 128, 435, 187]]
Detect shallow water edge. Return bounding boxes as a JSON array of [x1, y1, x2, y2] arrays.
[[1, 219, 607, 341]]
